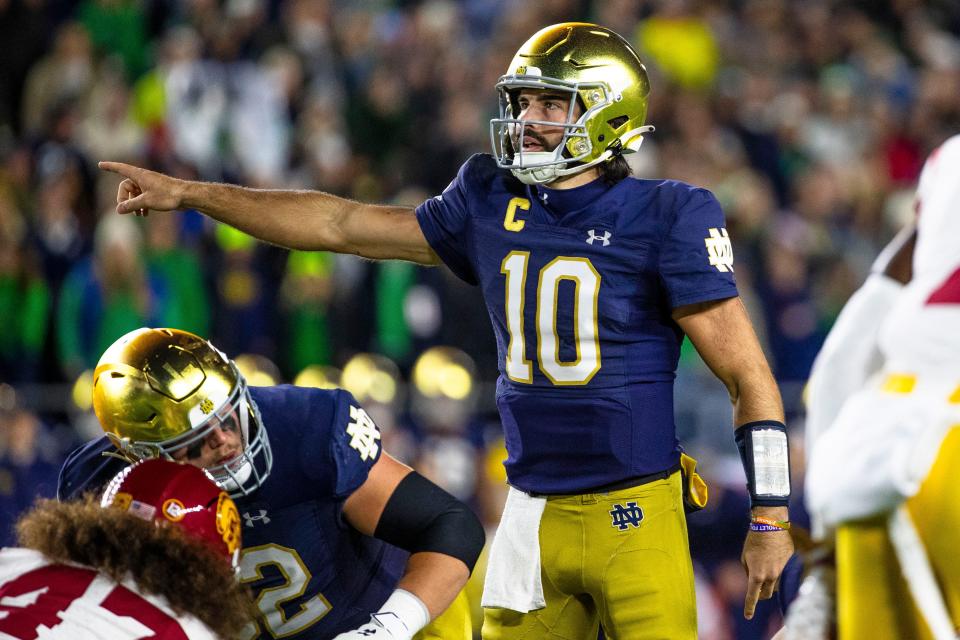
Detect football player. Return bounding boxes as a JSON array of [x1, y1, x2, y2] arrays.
[[58, 328, 484, 640], [97, 22, 792, 639], [797, 134, 960, 640], [1, 458, 250, 639]]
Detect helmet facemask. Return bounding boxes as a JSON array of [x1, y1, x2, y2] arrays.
[[490, 23, 656, 186], [490, 74, 653, 186], [106, 362, 273, 499], [172, 367, 271, 498]]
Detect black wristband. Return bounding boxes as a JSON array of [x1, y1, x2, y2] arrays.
[[735, 420, 791, 508], [374, 472, 485, 573]]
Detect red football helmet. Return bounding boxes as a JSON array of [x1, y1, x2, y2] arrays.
[[101, 458, 242, 569]]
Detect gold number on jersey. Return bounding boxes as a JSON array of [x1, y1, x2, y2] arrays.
[[502, 252, 601, 385], [501, 251, 534, 382], [238, 544, 332, 639]]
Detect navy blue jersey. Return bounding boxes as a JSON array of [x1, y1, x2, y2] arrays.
[[58, 386, 407, 639], [416, 155, 738, 493]]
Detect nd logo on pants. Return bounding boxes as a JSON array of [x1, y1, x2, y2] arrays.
[[483, 471, 697, 640]]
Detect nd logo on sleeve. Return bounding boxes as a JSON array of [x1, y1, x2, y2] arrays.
[[346, 406, 381, 461], [704, 227, 734, 273]]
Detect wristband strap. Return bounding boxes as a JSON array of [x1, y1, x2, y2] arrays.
[[735, 420, 791, 508], [751, 516, 791, 531], [750, 522, 786, 532]]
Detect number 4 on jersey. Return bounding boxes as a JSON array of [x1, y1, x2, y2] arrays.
[[501, 251, 601, 386]]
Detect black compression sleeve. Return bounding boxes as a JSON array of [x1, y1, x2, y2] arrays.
[[374, 472, 485, 574]]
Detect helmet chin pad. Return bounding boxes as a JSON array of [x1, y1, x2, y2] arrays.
[[509, 152, 563, 185]]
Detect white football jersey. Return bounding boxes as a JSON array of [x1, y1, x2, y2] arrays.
[[879, 134, 960, 371], [808, 135, 960, 529], [0, 548, 217, 640]]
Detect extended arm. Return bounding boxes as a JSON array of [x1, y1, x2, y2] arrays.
[[674, 296, 794, 619], [99, 161, 440, 265], [340, 452, 484, 637]]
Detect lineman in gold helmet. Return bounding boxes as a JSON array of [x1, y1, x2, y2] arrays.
[[96, 21, 792, 640], [91, 328, 273, 498], [59, 328, 484, 640]]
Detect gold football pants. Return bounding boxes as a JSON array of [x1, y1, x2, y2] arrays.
[[417, 589, 472, 640], [482, 471, 696, 640], [837, 425, 960, 640]]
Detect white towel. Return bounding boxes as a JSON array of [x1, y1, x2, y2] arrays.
[[481, 486, 547, 613]]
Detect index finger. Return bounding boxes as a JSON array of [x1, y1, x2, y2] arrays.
[[743, 577, 762, 620], [98, 161, 140, 179]]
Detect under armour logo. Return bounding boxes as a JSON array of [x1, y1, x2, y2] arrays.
[[539, 191, 549, 204], [347, 406, 381, 461], [243, 510, 270, 527], [704, 227, 734, 272], [586, 229, 611, 246], [610, 502, 644, 531]]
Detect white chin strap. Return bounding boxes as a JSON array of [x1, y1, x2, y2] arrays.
[[217, 459, 254, 492], [508, 126, 654, 186], [510, 152, 563, 185], [509, 148, 615, 186]]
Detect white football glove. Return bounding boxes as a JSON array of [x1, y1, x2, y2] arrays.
[[332, 590, 428, 640], [331, 612, 410, 640]]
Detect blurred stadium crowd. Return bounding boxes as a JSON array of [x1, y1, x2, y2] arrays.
[[1, 0, 959, 638]]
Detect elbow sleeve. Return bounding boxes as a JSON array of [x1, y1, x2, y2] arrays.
[[374, 471, 485, 574]]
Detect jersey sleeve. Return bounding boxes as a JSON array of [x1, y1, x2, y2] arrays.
[[659, 187, 739, 308], [299, 388, 383, 500], [415, 157, 478, 285], [57, 437, 128, 501]]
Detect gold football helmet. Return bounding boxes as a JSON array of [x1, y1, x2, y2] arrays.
[[92, 328, 272, 497], [490, 22, 653, 185]]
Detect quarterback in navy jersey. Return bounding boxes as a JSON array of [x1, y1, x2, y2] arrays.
[[97, 21, 792, 640], [58, 328, 484, 640], [417, 154, 738, 494]]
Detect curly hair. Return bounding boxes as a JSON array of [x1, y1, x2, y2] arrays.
[[17, 496, 256, 639]]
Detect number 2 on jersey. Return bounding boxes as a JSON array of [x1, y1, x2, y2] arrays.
[[501, 251, 601, 385], [239, 544, 331, 639]]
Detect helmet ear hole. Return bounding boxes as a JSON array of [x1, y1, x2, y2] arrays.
[[607, 115, 628, 130]]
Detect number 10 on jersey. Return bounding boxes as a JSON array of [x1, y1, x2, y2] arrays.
[[501, 251, 601, 386]]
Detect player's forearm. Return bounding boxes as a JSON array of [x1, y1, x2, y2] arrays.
[[732, 368, 791, 518], [180, 180, 358, 252], [397, 552, 469, 619], [729, 364, 784, 427]]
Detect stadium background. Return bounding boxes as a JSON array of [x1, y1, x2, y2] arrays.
[[1, 0, 959, 637]]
